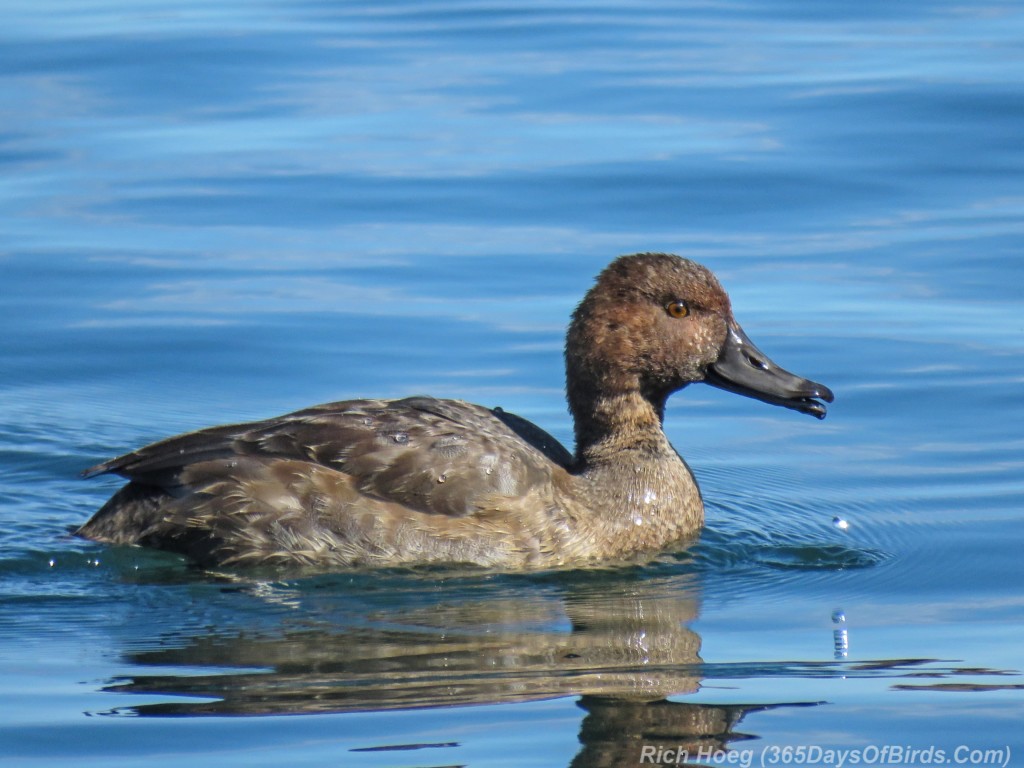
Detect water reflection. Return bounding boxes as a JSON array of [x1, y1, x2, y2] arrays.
[[99, 570, 816, 764], [81, 559, 1021, 767]]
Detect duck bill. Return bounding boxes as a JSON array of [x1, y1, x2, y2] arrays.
[[704, 322, 834, 419]]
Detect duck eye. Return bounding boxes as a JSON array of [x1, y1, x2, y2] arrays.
[[665, 300, 689, 319]]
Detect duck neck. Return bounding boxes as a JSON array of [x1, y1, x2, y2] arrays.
[[567, 384, 703, 549], [569, 385, 674, 468]]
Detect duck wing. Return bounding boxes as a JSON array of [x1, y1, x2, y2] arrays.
[[83, 396, 574, 518]]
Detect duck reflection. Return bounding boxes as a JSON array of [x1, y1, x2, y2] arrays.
[[101, 569, 816, 765]]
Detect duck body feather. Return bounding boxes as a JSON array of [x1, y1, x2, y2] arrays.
[[79, 396, 701, 568]]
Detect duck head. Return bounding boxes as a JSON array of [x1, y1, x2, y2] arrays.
[[565, 253, 834, 424]]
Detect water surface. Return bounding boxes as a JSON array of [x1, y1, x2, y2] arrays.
[[2, 2, 1023, 766]]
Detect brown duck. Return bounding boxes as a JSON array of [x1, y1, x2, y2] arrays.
[[77, 253, 833, 570]]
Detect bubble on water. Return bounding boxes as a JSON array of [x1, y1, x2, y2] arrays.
[[832, 609, 848, 658], [834, 627, 849, 658]]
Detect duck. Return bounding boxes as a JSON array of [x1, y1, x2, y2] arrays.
[[77, 253, 833, 570]]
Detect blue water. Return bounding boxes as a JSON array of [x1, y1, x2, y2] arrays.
[[3, 2, 1024, 766]]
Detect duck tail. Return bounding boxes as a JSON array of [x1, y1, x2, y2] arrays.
[[75, 482, 170, 546]]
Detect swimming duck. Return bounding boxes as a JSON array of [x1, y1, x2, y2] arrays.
[[77, 253, 833, 570]]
